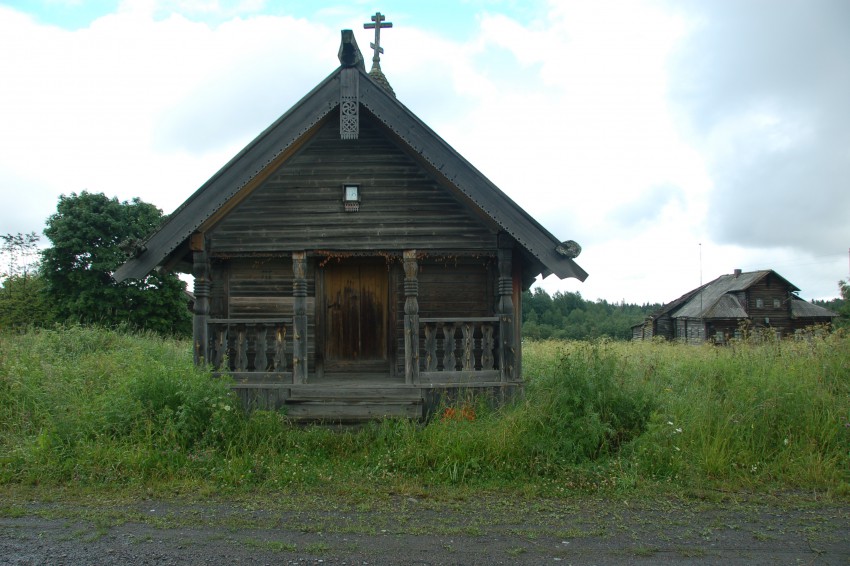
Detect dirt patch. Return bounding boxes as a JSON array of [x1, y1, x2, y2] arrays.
[[1, 491, 848, 565]]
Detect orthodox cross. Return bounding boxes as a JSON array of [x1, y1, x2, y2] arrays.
[[364, 12, 392, 70]]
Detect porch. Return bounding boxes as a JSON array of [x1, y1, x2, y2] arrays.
[[203, 315, 519, 421], [191, 249, 520, 421]]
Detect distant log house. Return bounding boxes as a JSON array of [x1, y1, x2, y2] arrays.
[[115, 19, 587, 421], [632, 269, 836, 344]]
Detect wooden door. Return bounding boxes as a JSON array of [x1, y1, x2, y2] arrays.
[[323, 261, 388, 371]]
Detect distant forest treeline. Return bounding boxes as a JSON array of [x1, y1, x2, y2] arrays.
[[521, 288, 661, 341], [522, 289, 849, 341]]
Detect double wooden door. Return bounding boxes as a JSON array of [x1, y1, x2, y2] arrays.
[[323, 261, 388, 371]]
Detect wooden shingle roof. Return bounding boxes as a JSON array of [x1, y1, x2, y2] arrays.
[[115, 31, 587, 283]]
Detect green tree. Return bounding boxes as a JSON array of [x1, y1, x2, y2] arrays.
[[835, 280, 850, 329], [41, 191, 191, 336], [0, 232, 54, 328]]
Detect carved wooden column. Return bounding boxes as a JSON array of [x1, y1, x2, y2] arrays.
[[292, 252, 308, 384], [403, 250, 420, 384], [191, 234, 210, 367], [497, 247, 516, 381]]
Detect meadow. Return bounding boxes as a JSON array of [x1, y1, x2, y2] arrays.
[[1, 325, 847, 498]]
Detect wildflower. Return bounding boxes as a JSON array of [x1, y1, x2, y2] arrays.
[[675, 428, 682, 434], [783, 438, 789, 446]]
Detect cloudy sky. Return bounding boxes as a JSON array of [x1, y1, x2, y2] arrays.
[[1, 0, 847, 304]]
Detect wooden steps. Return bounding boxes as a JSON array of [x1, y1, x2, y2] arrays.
[[284, 381, 423, 422]]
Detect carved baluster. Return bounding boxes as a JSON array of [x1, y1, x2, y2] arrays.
[[213, 326, 227, 369], [255, 324, 268, 372], [245, 323, 256, 371], [462, 323, 473, 371], [403, 250, 420, 384], [292, 252, 308, 383], [481, 323, 495, 370], [424, 323, 437, 371], [443, 323, 457, 371], [273, 324, 287, 371], [236, 325, 248, 371], [497, 247, 516, 381], [436, 323, 445, 370]]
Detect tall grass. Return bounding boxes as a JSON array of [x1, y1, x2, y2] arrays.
[[1, 326, 847, 495]]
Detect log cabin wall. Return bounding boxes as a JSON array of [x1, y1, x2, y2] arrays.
[[654, 315, 673, 340], [202, 109, 506, 380], [745, 275, 793, 336], [209, 257, 317, 370], [206, 110, 499, 254], [392, 257, 495, 375]]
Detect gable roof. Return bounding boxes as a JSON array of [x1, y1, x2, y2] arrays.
[[670, 270, 780, 319], [115, 30, 587, 283], [790, 297, 838, 319], [654, 269, 835, 321]]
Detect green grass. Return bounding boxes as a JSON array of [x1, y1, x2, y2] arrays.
[[0, 325, 847, 497]]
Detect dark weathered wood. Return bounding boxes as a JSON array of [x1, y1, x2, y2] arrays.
[[207, 117, 499, 254], [419, 318, 497, 374], [419, 317, 498, 323], [497, 247, 515, 381], [208, 318, 291, 373], [443, 322, 457, 371], [292, 252, 308, 383], [481, 324, 495, 370], [403, 250, 419, 384], [423, 322, 437, 372], [323, 260, 388, 367], [192, 245, 210, 366], [419, 370, 501, 384]]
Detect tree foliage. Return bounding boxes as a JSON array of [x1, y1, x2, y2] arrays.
[[522, 287, 659, 341], [0, 232, 54, 328], [41, 191, 191, 336], [832, 280, 849, 329]]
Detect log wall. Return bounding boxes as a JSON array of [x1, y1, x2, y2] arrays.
[[207, 112, 499, 253]]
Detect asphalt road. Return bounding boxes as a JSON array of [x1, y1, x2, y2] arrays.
[[1, 492, 848, 565]]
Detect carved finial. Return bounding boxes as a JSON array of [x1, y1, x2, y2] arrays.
[[338, 29, 365, 69], [364, 11, 392, 72], [556, 240, 582, 259]]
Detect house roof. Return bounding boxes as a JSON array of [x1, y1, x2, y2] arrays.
[[115, 30, 587, 284], [669, 271, 777, 319], [790, 297, 838, 319], [652, 269, 811, 320]]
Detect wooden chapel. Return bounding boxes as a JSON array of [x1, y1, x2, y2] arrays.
[[115, 15, 588, 420]]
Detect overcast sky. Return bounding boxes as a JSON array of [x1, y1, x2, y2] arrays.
[[1, 0, 848, 304]]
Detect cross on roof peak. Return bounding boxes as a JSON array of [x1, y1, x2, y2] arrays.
[[364, 11, 392, 71]]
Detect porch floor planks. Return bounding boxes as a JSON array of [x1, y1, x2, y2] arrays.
[[284, 373, 423, 422]]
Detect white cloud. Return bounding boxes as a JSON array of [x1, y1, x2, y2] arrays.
[[0, 0, 846, 304]]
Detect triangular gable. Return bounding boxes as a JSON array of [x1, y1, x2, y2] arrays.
[[667, 270, 802, 319], [116, 32, 587, 283]]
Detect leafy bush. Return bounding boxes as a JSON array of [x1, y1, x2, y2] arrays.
[[515, 340, 655, 468], [1, 326, 847, 494]]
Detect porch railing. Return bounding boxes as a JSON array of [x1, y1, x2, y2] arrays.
[[420, 317, 500, 381], [207, 318, 293, 379]]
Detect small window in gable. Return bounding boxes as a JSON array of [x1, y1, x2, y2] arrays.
[[773, 298, 780, 308], [756, 298, 764, 308]]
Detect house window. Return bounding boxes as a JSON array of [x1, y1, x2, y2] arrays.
[[756, 298, 764, 308], [773, 298, 780, 308]]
